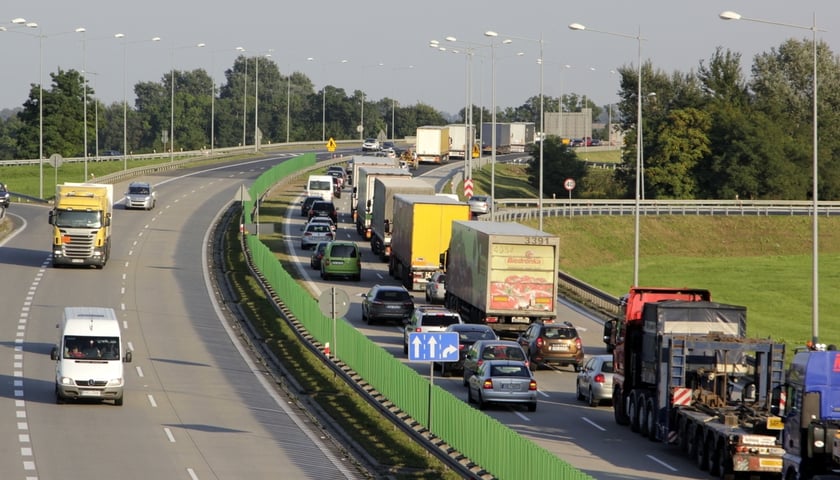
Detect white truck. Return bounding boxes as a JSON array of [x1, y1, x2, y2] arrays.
[[347, 155, 398, 187], [50, 307, 132, 406], [370, 177, 435, 261], [447, 124, 476, 159], [353, 166, 412, 239], [510, 122, 535, 153], [414, 126, 450, 164]]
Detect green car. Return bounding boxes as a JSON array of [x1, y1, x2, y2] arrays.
[[320, 241, 362, 281]]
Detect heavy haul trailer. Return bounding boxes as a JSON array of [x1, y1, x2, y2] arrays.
[[618, 300, 786, 478]]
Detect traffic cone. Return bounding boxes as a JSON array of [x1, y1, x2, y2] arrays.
[[324, 342, 330, 356]]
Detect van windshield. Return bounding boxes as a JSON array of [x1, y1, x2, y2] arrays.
[[64, 336, 120, 360], [309, 180, 332, 190]]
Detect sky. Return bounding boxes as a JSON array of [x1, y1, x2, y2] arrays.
[[1, 1, 837, 118]]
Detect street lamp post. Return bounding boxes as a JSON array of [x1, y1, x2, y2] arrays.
[[254, 50, 273, 152], [10, 18, 44, 196], [720, 10, 822, 345], [236, 47, 247, 147], [115, 33, 161, 168], [484, 32, 512, 220], [75, 27, 88, 179], [570, 22, 644, 286]]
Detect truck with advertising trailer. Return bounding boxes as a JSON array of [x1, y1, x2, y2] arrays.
[[481, 122, 512, 155], [447, 124, 476, 160], [613, 299, 786, 478], [603, 287, 712, 353], [353, 166, 412, 239], [49, 183, 113, 268], [510, 122, 535, 153], [50, 307, 132, 405], [370, 177, 435, 261], [389, 194, 471, 291], [414, 126, 450, 164], [778, 344, 840, 480], [441, 221, 559, 336]]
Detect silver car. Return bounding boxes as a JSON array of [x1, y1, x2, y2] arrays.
[[576, 354, 615, 407], [468, 195, 491, 215], [467, 359, 537, 412], [300, 222, 334, 250], [424, 272, 446, 304], [124, 181, 156, 210]]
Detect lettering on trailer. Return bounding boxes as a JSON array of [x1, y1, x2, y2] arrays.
[[408, 332, 459, 362]]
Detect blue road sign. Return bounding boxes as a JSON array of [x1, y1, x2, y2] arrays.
[[408, 332, 460, 362]]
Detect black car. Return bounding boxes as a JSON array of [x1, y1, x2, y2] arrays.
[[435, 324, 498, 377], [308, 200, 338, 223], [361, 284, 415, 325], [300, 196, 322, 217]]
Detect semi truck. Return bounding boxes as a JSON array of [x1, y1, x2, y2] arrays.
[[481, 122, 512, 154], [510, 122, 535, 153], [414, 126, 450, 164], [614, 299, 786, 478], [353, 166, 412, 239], [389, 194, 471, 291], [779, 344, 840, 480], [347, 155, 398, 186], [370, 177, 434, 261], [447, 124, 476, 159], [442, 221, 559, 336], [603, 287, 712, 353], [49, 183, 113, 268]]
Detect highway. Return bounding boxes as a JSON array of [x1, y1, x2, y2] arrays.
[[0, 155, 365, 479], [279, 156, 713, 480]]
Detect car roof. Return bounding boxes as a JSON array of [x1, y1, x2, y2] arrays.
[[447, 323, 492, 331], [474, 339, 520, 348]]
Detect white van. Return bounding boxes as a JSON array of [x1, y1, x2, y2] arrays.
[[50, 307, 132, 406], [307, 175, 334, 202]]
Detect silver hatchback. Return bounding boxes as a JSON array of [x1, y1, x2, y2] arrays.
[[576, 354, 615, 407], [424, 272, 446, 304], [124, 182, 156, 210], [467, 359, 537, 412]]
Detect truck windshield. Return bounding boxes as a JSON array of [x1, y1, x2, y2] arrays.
[[63, 336, 119, 360], [55, 210, 102, 228]]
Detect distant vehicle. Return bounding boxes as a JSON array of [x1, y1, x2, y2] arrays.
[[435, 323, 497, 377], [124, 181, 156, 210], [320, 241, 362, 281], [306, 174, 334, 202], [570, 138, 584, 147], [467, 195, 491, 215], [308, 200, 338, 223], [467, 359, 537, 412], [516, 321, 584, 372], [424, 271, 447, 304], [0, 182, 10, 208], [361, 284, 415, 325], [576, 354, 615, 407], [403, 306, 463, 354], [462, 339, 529, 386], [362, 138, 380, 152], [310, 242, 329, 270], [300, 222, 334, 250], [300, 196, 322, 217], [306, 216, 336, 233], [102, 150, 122, 156]]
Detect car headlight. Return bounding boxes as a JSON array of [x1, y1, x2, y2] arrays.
[[59, 377, 74, 385], [106, 378, 124, 387]]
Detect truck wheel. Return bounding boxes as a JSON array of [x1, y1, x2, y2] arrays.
[[645, 397, 657, 441], [709, 440, 725, 478], [614, 388, 630, 425], [695, 432, 709, 470], [628, 392, 640, 433], [638, 393, 649, 437]]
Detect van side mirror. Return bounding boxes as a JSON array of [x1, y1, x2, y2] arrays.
[[50, 346, 58, 361]]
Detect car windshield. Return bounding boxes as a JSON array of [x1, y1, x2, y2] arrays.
[[460, 330, 496, 342], [63, 335, 120, 360], [482, 345, 526, 361], [308, 225, 331, 233], [377, 290, 410, 301], [421, 314, 460, 327], [490, 365, 529, 377], [330, 245, 357, 258], [544, 327, 576, 339], [129, 186, 150, 195], [309, 180, 332, 190]]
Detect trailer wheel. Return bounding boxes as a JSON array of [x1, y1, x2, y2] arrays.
[[638, 392, 649, 437], [645, 397, 657, 441], [614, 388, 629, 426], [695, 432, 709, 470], [628, 392, 640, 433], [678, 418, 690, 452], [706, 437, 720, 475]]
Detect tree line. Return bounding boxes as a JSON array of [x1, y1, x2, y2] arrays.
[[1, 38, 838, 202]]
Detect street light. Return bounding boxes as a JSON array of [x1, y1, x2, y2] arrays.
[[236, 47, 248, 147], [9, 18, 44, 196], [570, 22, 644, 286], [720, 10, 822, 344], [75, 27, 90, 179], [115, 33, 161, 168], [170, 42, 206, 161], [254, 49, 273, 152], [484, 31, 512, 220]]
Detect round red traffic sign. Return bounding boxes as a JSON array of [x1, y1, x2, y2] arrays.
[[564, 178, 576, 191]]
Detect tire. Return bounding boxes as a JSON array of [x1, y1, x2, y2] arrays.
[[320, 270, 327, 280], [114, 395, 124, 406], [353, 273, 361, 282], [467, 386, 474, 404], [628, 392, 640, 433], [588, 387, 598, 407], [477, 391, 487, 410], [402, 341, 408, 354], [576, 380, 585, 401], [527, 402, 537, 412], [695, 432, 709, 470], [573, 363, 582, 373], [463, 370, 470, 387], [638, 393, 650, 437], [614, 388, 630, 426], [362, 310, 369, 324], [425, 292, 430, 302], [645, 397, 657, 441]]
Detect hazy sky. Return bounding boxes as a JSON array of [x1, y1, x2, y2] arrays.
[[1, 1, 836, 117]]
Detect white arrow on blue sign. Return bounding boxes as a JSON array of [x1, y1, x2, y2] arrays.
[[408, 332, 460, 362]]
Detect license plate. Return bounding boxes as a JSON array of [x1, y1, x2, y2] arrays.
[[387, 305, 401, 309], [550, 344, 569, 351], [331, 260, 344, 265], [80, 390, 101, 397], [500, 383, 518, 390], [71, 259, 83, 264]]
